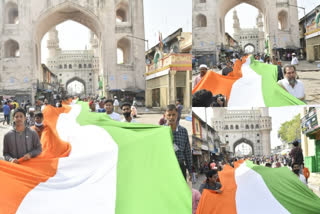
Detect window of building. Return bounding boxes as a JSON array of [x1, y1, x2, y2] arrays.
[[5, 2, 19, 24], [4, 39, 20, 58], [117, 38, 131, 64], [196, 14, 207, 27], [116, 2, 129, 23], [278, 10, 288, 30]]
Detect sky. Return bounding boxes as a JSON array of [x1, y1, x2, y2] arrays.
[[193, 107, 304, 150], [41, 0, 192, 63], [225, 0, 319, 35]]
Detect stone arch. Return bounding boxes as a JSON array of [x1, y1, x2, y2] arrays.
[[196, 14, 207, 27], [233, 138, 255, 155], [220, 1, 267, 49], [4, 39, 20, 58], [34, 2, 103, 42], [66, 77, 86, 95], [117, 37, 131, 64], [33, 2, 104, 83], [5, 1, 19, 24], [116, 1, 129, 23], [244, 43, 255, 53], [278, 10, 288, 30]]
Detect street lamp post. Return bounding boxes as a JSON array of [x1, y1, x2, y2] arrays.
[[126, 35, 149, 50]]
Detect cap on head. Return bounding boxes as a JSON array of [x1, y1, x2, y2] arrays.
[[114, 96, 117, 99], [292, 53, 296, 56], [199, 64, 208, 70]]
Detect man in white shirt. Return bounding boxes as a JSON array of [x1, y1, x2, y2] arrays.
[[113, 96, 119, 113], [41, 99, 48, 112], [104, 99, 121, 121], [121, 103, 137, 123], [193, 64, 208, 88], [291, 53, 299, 66], [278, 65, 305, 102], [292, 163, 307, 186]]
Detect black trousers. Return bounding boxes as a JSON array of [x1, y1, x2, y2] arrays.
[[4, 115, 9, 125], [179, 162, 187, 180]]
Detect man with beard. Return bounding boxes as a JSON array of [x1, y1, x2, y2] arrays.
[[292, 162, 307, 185], [31, 112, 45, 139], [278, 65, 305, 101], [193, 64, 208, 88], [121, 103, 136, 123]]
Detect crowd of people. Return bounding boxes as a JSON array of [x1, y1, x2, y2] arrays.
[[192, 53, 305, 107], [192, 140, 311, 214], [1, 95, 193, 187]]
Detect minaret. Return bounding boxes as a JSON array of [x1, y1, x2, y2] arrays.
[[233, 10, 240, 36], [47, 27, 60, 58], [256, 11, 265, 54], [259, 107, 271, 156], [89, 31, 99, 56]]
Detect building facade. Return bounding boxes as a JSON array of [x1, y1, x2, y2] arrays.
[[46, 29, 99, 96], [192, 111, 221, 171], [145, 29, 192, 110], [0, 0, 145, 103], [299, 5, 320, 62], [232, 10, 265, 54], [211, 108, 272, 157], [193, 0, 300, 64], [300, 107, 320, 173]]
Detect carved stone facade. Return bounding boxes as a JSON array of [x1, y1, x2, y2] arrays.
[[193, 0, 300, 63], [232, 10, 265, 54], [0, 0, 145, 102], [46, 28, 99, 96], [211, 108, 272, 157]]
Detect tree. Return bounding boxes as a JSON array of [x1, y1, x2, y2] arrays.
[[278, 114, 301, 144]]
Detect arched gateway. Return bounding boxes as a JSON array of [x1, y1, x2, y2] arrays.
[[193, 0, 300, 63], [212, 108, 272, 157], [0, 0, 145, 102]]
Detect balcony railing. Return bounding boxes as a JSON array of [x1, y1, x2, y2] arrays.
[[146, 53, 192, 75]]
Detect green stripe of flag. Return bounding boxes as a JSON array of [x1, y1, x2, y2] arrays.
[[75, 102, 191, 214], [249, 56, 305, 107], [246, 160, 320, 214]]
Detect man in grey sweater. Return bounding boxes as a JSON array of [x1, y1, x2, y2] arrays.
[[3, 108, 42, 163]]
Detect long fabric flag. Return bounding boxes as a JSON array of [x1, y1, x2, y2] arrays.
[[0, 101, 191, 213], [196, 160, 320, 214], [192, 56, 305, 107]]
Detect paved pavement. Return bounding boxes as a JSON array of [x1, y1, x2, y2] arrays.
[[297, 71, 320, 105]]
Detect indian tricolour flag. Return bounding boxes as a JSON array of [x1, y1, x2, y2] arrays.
[[192, 56, 305, 107], [0, 101, 191, 213], [196, 160, 320, 214]]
